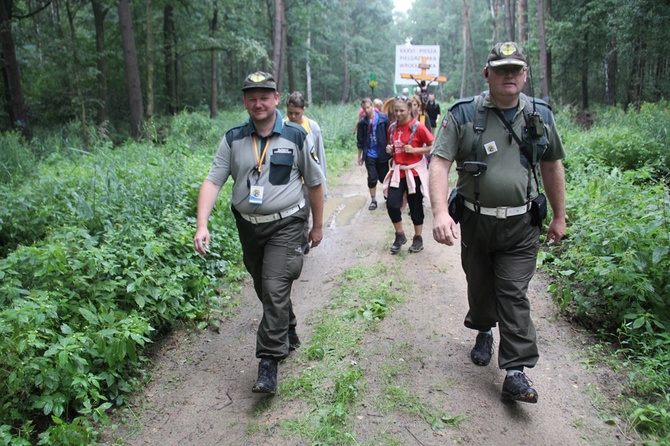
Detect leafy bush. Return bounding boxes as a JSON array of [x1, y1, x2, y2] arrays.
[[0, 116, 245, 442], [547, 102, 670, 442], [0, 131, 36, 184], [0, 103, 360, 443], [567, 101, 670, 177], [551, 164, 670, 340]]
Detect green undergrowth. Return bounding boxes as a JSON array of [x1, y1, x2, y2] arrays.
[[545, 103, 670, 444], [0, 105, 360, 444], [250, 263, 463, 445], [0, 112, 246, 444]]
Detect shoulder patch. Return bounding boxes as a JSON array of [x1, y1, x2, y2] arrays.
[[447, 96, 475, 112], [448, 96, 477, 127], [225, 122, 252, 146], [281, 121, 308, 148], [310, 146, 320, 164]]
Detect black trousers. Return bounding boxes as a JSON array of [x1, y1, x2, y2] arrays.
[[386, 175, 425, 226], [233, 206, 307, 360], [459, 207, 540, 370]]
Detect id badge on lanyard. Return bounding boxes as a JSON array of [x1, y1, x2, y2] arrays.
[[249, 136, 269, 204]]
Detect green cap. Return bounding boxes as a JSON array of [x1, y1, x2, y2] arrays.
[[486, 42, 527, 68], [241, 71, 277, 91]]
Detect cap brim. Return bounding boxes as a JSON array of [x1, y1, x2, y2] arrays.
[[488, 59, 526, 68], [241, 86, 277, 91]]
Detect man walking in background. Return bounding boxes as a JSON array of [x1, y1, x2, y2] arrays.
[[194, 71, 325, 395], [425, 93, 441, 134], [357, 97, 391, 210], [429, 42, 566, 403]]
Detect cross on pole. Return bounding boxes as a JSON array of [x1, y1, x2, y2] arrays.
[[400, 56, 447, 126]]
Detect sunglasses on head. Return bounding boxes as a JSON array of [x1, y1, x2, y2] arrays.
[[395, 95, 409, 102]]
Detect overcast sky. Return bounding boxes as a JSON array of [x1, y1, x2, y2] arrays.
[[393, 0, 414, 13]]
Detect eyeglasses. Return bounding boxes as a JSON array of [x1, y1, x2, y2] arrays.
[[395, 95, 409, 102]]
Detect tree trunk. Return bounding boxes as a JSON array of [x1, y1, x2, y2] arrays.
[[163, 4, 177, 115], [306, 28, 312, 106], [517, 0, 530, 96], [281, 4, 288, 93], [490, 0, 502, 43], [605, 35, 617, 105], [118, 0, 145, 138], [65, 0, 90, 149], [580, 30, 589, 110], [0, 0, 31, 140], [287, 32, 295, 94], [145, 0, 154, 119], [538, 0, 550, 101], [504, 0, 514, 41], [209, 2, 218, 119], [340, 0, 350, 103], [91, 0, 109, 125], [546, 0, 552, 100], [461, 0, 478, 97], [516, 0, 527, 43], [271, 0, 283, 90]]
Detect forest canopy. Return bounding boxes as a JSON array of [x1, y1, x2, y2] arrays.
[[0, 0, 668, 140]]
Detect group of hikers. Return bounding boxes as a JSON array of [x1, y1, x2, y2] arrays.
[[193, 41, 567, 406]]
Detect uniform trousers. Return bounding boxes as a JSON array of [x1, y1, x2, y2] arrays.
[[459, 206, 540, 370], [233, 206, 307, 360]]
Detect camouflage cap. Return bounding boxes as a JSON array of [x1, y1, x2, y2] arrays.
[[241, 71, 277, 91], [486, 42, 527, 68]]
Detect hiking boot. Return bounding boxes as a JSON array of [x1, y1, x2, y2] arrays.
[[470, 332, 494, 366], [252, 358, 277, 394], [368, 200, 378, 210], [288, 327, 301, 351], [390, 232, 407, 254], [502, 372, 538, 403], [408, 235, 424, 253]]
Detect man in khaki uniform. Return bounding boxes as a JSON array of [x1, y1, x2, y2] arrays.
[[430, 42, 566, 403], [194, 71, 325, 394]]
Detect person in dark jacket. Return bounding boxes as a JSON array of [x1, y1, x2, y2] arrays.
[[425, 93, 441, 133], [357, 97, 392, 210]]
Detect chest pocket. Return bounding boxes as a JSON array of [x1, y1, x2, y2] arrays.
[[269, 152, 293, 185]]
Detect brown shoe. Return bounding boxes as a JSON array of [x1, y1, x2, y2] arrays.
[[390, 232, 407, 254], [408, 235, 424, 253]]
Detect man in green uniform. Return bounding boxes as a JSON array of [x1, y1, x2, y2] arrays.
[[194, 71, 325, 394], [429, 42, 566, 403]]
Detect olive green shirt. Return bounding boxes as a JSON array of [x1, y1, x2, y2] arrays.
[[431, 93, 565, 208]]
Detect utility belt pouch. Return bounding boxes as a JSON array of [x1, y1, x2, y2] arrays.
[[448, 189, 464, 223], [529, 193, 547, 227]]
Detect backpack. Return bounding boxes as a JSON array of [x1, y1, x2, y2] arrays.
[[389, 119, 420, 147]]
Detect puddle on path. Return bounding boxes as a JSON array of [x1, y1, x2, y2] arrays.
[[324, 195, 367, 227]]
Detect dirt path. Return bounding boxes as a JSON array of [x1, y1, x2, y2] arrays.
[[102, 163, 633, 446]]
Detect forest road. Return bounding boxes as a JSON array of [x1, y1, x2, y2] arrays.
[[102, 161, 635, 446]]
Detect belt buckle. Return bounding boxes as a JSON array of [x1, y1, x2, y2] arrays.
[[495, 207, 508, 219]]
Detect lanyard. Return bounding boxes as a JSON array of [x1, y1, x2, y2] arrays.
[[251, 135, 270, 172]]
